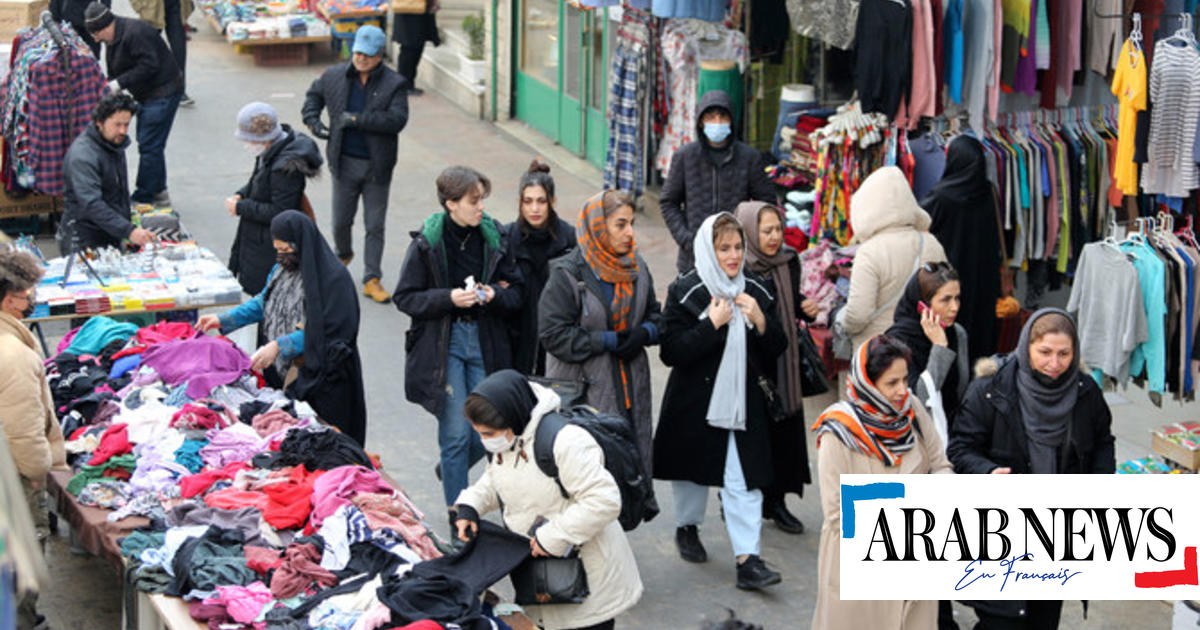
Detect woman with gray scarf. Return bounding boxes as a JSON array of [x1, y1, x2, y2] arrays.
[[947, 308, 1115, 629], [653, 212, 787, 592]]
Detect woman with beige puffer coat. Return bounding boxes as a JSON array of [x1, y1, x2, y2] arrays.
[[840, 166, 948, 353]]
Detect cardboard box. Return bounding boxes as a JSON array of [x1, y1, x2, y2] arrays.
[[0, 189, 57, 218], [1152, 432, 1200, 471], [0, 0, 49, 42]]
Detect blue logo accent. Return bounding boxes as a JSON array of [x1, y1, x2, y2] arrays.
[[841, 482, 905, 538]]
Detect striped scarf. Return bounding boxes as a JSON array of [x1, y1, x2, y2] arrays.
[[811, 338, 916, 466], [576, 192, 639, 332]]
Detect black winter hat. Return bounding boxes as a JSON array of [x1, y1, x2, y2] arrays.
[[84, 1, 114, 32]]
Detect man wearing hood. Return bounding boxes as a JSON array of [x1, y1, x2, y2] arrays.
[[660, 89, 776, 274], [58, 93, 157, 253]]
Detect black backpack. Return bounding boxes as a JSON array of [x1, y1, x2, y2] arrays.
[[532, 406, 659, 531]]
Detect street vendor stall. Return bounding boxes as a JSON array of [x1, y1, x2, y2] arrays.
[[196, 0, 330, 66]]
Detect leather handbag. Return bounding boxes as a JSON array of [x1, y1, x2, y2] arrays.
[[528, 376, 588, 409], [510, 554, 590, 605], [391, 0, 425, 13], [756, 375, 787, 423], [797, 325, 831, 397]]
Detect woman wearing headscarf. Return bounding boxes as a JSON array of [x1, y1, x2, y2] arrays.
[[733, 201, 818, 534], [811, 335, 953, 630], [197, 210, 367, 444], [538, 190, 660, 487], [947, 309, 1115, 630], [922, 136, 1004, 363], [506, 158, 576, 376], [885, 261, 970, 438], [453, 370, 642, 630], [653, 212, 786, 591]]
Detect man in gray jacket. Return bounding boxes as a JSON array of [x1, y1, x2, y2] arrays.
[[301, 25, 409, 303]]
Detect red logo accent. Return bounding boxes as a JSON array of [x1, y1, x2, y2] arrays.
[[1135, 546, 1198, 588]]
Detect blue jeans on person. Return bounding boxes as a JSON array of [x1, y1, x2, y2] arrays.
[[132, 91, 182, 202], [437, 322, 488, 506], [672, 432, 763, 558]]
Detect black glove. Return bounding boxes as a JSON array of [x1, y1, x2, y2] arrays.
[[308, 119, 330, 140], [613, 325, 650, 361], [452, 504, 479, 541], [340, 112, 358, 128]]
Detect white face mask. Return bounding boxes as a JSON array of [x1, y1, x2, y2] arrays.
[[244, 142, 268, 157], [481, 432, 515, 454]]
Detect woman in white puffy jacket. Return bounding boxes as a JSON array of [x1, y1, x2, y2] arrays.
[[453, 369, 642, 630]]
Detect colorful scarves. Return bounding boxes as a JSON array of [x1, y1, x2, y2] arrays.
[[693, 212, 748, 431], [812, 336, 916, 465], [576, 192, 640, 332]]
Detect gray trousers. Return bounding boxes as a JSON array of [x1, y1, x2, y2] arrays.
[[332, 155, 391, 282]]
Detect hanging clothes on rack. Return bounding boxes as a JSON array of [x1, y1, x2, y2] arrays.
[[1111, 24, 1147, 197], [1139, 23, 1200, 198], [651, 0, 727, 20], [785, 0, 859, 50], [604, 13, 652, 195], [0, 21, 105, 196], [854, 0, 912, 121]]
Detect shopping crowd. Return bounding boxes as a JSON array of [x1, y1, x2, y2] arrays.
[[1, 15, 1117, 630]]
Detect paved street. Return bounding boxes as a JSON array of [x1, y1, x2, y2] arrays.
[[30, 11, 1178, 628]]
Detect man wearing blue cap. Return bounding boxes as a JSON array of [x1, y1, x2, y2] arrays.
[[302, 24, 409, 303]]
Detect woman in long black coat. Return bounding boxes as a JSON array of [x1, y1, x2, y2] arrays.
[[392, 0, 440, 92], [654, 212, 786, 592], [504, 159, 576, 376], [226, 102, 323, 296]]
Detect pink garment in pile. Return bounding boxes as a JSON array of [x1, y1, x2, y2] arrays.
[[310, 465, 393, 528], [140, 337, 251, 399], [202, 581, 273, 624]]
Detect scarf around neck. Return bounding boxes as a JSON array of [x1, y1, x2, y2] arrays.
[[1015, 308, 1080, 473], [263, 267, 306, 376], [735, 201, 803, 415], [576, 192, 639, 332], [812, 336, 916, 466], [694, 212, 748, 431]]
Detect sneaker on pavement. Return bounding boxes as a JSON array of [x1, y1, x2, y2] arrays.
[[339, 254, 354, 266], [363, 278, 391, 303], [151, 190, 172, 207], [675, 525, 707, 563], [179, 94, 195, 107], [736, 555, 782, 591]]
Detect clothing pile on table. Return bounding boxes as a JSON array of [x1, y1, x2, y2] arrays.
[[49, 318, 518, 630], [0, 21, 105, 195]]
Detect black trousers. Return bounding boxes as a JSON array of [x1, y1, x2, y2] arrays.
[[397, 40, 426, 85], [561, 621, 614, 630], [162, 0, 186, 91], [973, 601, 1063, 630]]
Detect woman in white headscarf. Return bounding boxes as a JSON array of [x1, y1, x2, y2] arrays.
[[652, 212, 787, 592]]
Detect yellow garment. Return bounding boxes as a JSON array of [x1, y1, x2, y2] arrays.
[[1111, 40, 1146, 196]]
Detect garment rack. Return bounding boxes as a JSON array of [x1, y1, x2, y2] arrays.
[[1093, 7, 1195, 19]]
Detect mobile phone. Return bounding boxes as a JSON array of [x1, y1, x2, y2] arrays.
[[917, 300, 931, 316]]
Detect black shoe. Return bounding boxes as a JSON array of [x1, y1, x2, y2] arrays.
[[406, 87, 424, 96], [764, 498, 805, 534], [736, 555, 782, 591], [675, 525, 707, 563], [434, 462, 442, 481]]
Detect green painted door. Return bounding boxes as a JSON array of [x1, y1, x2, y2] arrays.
[[513, 1, 610, 169]]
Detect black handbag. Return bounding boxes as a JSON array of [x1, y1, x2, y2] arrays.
[[528, 376, 588, 408], [798, 325, 831, 397], [510, 554, 590, 605], [756, 375, 788, 423]]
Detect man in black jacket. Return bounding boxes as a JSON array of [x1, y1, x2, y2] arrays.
[[301, 25, 409, 304], [85, 1, 182, 206], [660, 89, 775, 274], [50, 0, 108, 57], [58, 93, 156, 253]]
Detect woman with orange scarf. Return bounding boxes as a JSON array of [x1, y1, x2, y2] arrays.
[[538, 190, 662, 487], [810, 334, 952, 630]]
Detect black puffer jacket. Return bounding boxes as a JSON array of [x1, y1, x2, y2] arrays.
[[660, 90, 776, 273], [105, 16, 182, 102], [301, 62, 409, 182], [947, 354, 1115, 620], [503, 216, 576, 375], [60, 125, 131, 250], [392, 213, 523, 416], [229, 126, 324, 295]]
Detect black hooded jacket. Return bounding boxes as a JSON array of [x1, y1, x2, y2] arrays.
[[230, 126, 325, 295], [503, 216, 576, 375], [660, 90, 776, 273], [105, 16, 182, 102]]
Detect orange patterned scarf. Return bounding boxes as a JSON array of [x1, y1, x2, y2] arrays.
[[576, 192, 639, 332]]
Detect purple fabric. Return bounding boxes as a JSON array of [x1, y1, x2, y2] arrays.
[[199, 429, 267, 469], [1012, 0, 1038, 94], [310, 465, 393, 528], [140, 338, 251, 399]]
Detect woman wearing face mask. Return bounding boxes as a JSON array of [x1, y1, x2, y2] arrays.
[[453, 370, 642, 630], [811, 335, 953, 630], [505, 158, 577, 376], [539, 190, 660, 490], [225, 102, 324, 296], [653, 212, 786, 591], [947, 309, 1114, 630], [885, 261, 970, 438], [394, 165, 524, 527], [733, 201, 818, 534], [197, 211, 367, 444], [659, 89, 776, 274]]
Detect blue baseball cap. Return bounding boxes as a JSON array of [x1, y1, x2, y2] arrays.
[[352, 25, 386, 56]]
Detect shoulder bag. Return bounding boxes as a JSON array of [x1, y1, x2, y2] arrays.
[[510, 552, 590, 605]]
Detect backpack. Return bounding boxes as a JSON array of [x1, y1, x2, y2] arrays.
[[532, 406, 659, 532]]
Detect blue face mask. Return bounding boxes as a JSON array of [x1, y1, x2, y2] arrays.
[[703, 122, 732, 144]]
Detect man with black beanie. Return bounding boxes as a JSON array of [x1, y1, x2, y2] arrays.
[[84, 0, 182, 207]]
